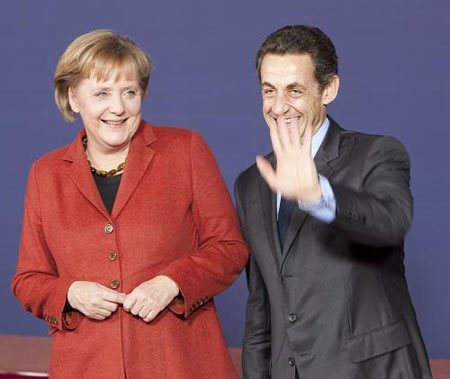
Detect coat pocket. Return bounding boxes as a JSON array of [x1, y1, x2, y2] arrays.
[[346, 320, 411, 363]]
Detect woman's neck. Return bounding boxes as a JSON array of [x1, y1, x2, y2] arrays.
[[85, 142, 129, 172]]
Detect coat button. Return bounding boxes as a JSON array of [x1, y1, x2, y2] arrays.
[[288, 357, 295, 366], [64, 312, 72, 325], [104, 224, 114, 234], [288, 313, 297, 323], [108, 251, 118, 261], [110, 279, 120, 289]]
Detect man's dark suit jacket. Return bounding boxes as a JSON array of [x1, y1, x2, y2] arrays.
[[234, 117, 432, 379]]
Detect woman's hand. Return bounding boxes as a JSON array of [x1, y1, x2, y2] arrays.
[[123, 276, 179, 322], [67, 281, 126, 320]]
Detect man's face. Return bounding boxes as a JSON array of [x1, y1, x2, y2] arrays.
[[260, 53, 328, 137]]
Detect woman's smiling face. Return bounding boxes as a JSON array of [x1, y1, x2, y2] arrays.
[[69, 67, 143, 154]]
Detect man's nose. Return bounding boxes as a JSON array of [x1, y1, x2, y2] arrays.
[[272, 95, 289, 116], [109, 94, 125, 114]]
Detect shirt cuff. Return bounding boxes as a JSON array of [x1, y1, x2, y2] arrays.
[[297, 175, 336, 223]]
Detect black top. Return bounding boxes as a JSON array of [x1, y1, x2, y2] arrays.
[[93, 173, 122, 215], [63, 172, 122, 312]]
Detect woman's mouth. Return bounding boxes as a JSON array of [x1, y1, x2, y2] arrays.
[[101, 118, 129, 127]]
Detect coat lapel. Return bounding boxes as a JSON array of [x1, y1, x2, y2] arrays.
[[280, 117, 341, 267], [63, 130, 110, 219], [62, 121, 157, 221], [111, 122, 156, 220]]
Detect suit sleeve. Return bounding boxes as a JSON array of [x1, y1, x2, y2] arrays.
[[159, 132, 249, 317], [11, 163, 80, 332], [331, 136, 413, 246], [235, 176, 272, 379]]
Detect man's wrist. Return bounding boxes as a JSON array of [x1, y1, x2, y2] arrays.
[[297, 185, 323, 207]]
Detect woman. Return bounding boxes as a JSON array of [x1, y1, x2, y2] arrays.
[[11, 30, 248, 379]]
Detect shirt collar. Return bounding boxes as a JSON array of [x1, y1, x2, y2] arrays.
[[311, 116, 329, 158]]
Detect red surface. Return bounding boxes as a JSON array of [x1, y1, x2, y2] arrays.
[[0, 338, 448, 378], [10, 123, 248, 378]]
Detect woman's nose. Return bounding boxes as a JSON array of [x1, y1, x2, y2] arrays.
[[109, 94, 125, 115]]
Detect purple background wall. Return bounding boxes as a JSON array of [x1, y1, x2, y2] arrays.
[[1, 1, 449, 358]]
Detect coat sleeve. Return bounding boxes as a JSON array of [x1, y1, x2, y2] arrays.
[[234, 177, 272, 379], [159, 132, 249, 317], [330, 136, 413, 246], [11, 163, 80, 332]]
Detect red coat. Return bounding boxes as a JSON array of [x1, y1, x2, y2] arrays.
[[11, 122, 249, 379]]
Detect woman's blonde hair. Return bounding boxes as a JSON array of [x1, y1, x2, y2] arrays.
[[54, 30, 152, 122]]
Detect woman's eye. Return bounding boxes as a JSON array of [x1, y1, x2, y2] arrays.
[[124, 90, 137, 98], [95, 91, 107, 98]]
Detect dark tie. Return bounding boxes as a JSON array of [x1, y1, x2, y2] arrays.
[[278, 197, 295, 250]]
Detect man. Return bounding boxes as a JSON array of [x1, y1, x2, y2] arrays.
[[235, 25, 431, 379]]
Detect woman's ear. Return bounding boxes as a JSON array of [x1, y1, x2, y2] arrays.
[[322, 75, 340, 106], [68, 87, 80, 113]]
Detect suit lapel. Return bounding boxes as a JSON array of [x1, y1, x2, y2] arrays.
[[281, 208, 308, 260], [111, 122, 157, 220], [314, 116, 340, 179], [258, 153, 282, 267], [280, 117, 341, 268]]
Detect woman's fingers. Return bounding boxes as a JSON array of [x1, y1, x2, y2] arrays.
[[123, 295, 137, 312], [130, 301, 145, 316], [101, 288, 126, 304], [143, 310, 158, 323], [67, 281, 125, 320], [96, 308, 112, 318], [100, 300, 119, 313], [138, 304, 152, 319]]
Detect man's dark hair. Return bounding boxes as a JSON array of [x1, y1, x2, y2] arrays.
[[256, 25, 338, 89]]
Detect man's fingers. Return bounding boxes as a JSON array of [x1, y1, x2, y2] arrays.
[[269, 122, 282, 154], [256, 156, 277, 190], [277, 117, 290, 149], [290, 117, 301, 148], [301, 123, 313, 154]]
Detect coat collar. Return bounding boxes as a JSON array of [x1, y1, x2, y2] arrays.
[[258, 116, 342, 267], [62, 120, 157, 220]]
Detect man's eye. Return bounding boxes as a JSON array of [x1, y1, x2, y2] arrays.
[[290, 89, 302, 96], [263, 89, 274, 95]]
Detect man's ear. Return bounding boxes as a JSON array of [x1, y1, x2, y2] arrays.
[[322, 75, 339, 106], [68, 87, 80, 113]]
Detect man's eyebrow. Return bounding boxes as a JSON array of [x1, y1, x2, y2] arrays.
[[286, 82, 307, 91], [261, 82, 307, 91], [261, 82, 275, 88]]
